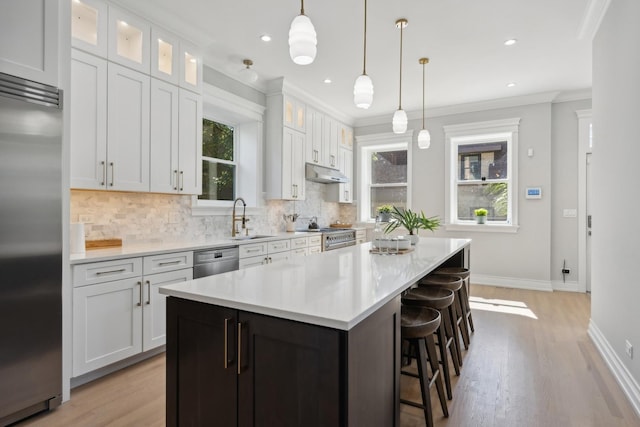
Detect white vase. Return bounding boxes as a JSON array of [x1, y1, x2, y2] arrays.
[[476, 216, 486, 224], [408, 234, 419, 245]]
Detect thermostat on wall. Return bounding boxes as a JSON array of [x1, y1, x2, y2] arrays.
[[525, 187, 542, 199]]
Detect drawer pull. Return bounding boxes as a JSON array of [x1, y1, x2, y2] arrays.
[[136, 281, 142, 307], [95, 268, 127, 276], [158, 260, 182, 267], [246, 248, 262, 253]]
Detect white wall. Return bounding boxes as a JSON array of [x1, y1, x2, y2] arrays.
[[357, 99, 590, 291], [590, 0, 640, 409]]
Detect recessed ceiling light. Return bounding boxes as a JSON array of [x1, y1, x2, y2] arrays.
[[260, 34, 272, 42], [507, 82, 516, 88], [324, 78, 332, 84], [504, 39, 517, 46]]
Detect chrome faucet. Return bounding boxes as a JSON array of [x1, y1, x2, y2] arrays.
[[232, 197, 248, 237]]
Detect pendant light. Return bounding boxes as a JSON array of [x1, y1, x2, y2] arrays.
[[288, 0, 317, 65], [353, 0, 373, 109], [392, 19, 408, 134], [239, 59, 258, 84], [417, 58, 431, 149]]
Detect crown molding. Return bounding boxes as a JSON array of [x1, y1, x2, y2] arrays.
[[578, 0, 612, 40], [203, 83, 265, 123]]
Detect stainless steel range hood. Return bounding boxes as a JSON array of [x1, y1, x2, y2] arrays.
[[305, 163, 349, 184]]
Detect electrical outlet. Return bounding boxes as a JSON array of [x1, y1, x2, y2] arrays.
[[562, 268, 570, 274], [626, 340, 633, 359], [78, 214, 94, 223]]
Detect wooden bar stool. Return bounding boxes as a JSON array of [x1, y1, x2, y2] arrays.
[[418, 274, 470, 351], [402, 287, 460, 401], [435, 267, 475, 334], [401, 305, 448, 427]]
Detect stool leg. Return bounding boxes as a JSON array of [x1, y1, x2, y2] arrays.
[[442, 305, 461, 374], [447, 304, 463, 367], [455, 289, 471, 350], [416, 338, 434, 427], [435, 319, 452, 400], [461, 277, 475, 333], [425, 334, 448, 418]]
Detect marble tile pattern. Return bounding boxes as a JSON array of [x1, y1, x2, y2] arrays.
[[71, 181, 356, 245]]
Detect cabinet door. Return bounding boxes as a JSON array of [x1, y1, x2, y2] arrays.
[[179, 41, 202, 92], [305, 108, 323, 165], [71, 0, 108, 58], [143, 268, 192, 351], [282, 128, 305, 200], [239, 255, 267, 269], [0, 0, 58, 86], [283, 95, 304, 132], [107, 6, 150, 73], [237, 311, 341, 427], [107, 63, 150, 191], [150, 27, 180, 85], [149, 78, 179, 193], [324, 117, 339, 168], [70, 49, 108, 190], [73, 278, 143, 376], [338, 148, 353, 203], [178, 89, 203, 194], [340, 123, 354, 149], [166, 298, 237, 427], [268, 251, 290, 264]]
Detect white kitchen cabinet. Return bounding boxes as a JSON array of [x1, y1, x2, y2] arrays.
[[328, 147, 353, 203], [179, 41, 202, 92], [308, 235, 322, 253], [279, 127, 305, 200], [356, 229, 367, 244], [107, 62, 150, 191], [284, 95, 305, 132], [71, 0, 108, 58], [239, 238, 292, 269], [107, 5, 150, 73], [324, 116, 339, 169], [306, 107, 324, 165], [150, 27, 180, 85], [0, 0, 59, 86], [340, 123, 354, 150], [70, 49, 108, 190], [149, 80, 202, 194]]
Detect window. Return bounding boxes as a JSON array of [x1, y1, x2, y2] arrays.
[[444, 118, 520, 231], [198, 118, 236, 201], [357, 133, 412, 221]]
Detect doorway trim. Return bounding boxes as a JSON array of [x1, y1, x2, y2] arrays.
[[577, 109, 592, 293]]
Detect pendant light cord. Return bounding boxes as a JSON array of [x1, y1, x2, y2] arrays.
[[362, 0, 367, 75], [422, 61, 425, 129], [300, 0, 305, 15], [398, 23, 404, 109]]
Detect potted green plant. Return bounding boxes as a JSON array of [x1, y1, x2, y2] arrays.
[[376, 204, 393, 222], [384, 206, 440, 244], [474, 208, 488, 224]]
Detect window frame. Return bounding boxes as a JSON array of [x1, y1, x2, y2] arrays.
[[356, 132, 412, 222], [198, 116, 238, 206], [444, 118, 520, 233]]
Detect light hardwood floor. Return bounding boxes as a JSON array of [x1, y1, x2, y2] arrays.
[[18, 286, 640, 427]]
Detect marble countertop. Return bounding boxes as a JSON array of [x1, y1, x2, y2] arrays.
[[69, 231, 334, 264], [159, 238, 471, 331]]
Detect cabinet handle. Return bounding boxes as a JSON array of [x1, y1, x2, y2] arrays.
[[330, 155, 336, 167], [100, 160, 106, 186], [136, 281, 142, 307], [237, 322, 242, 375], [146, 280, 151, 305], [158, 260, 182, 266], [224, 317, 231, 369], [96, 268, 126, 275], [180, 171, 184, 191], [246, 248, 261, 253], [173, 170, 178, 190], [109, 162, 114, 187]]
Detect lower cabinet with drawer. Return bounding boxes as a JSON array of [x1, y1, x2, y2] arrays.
[[239, 239, 291, 269], [72, 251, 193, 376]]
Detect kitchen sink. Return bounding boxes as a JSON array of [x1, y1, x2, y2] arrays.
[[230, 235, 274, 241]]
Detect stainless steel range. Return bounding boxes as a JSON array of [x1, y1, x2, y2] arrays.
[[319, 228, 357, 251]]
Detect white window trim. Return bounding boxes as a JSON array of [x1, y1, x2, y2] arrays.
[[356, 132, 413, 223], [576, 109, 592, 292], [444, 118, 520, 233], [192, 83, 265, 216]]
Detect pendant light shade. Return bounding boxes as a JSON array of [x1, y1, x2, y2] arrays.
[[239, 59, 258, 84], [353, 0, 373, 109], [392, 109, 408, 134], [418, 57, 431, 149], [392, 19, 408, 134], [289, 0, 317, 65]]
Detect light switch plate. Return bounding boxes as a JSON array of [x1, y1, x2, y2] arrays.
[[563, 209, 577, 218]]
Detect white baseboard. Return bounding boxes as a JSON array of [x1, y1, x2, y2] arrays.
[[551, 280, 581, 292], [588, 319, 640, 418], [471, 274, 553, 292]]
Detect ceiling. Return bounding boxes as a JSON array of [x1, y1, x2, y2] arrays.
[[117, 0, 593, 124]]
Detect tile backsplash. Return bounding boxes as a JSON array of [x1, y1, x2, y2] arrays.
[[71, 182, 357, 244]]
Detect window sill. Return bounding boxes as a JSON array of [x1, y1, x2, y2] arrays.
[[444, 223, 519, 233]]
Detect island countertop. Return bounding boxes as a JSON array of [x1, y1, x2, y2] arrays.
[[159, 237, 470, 331]]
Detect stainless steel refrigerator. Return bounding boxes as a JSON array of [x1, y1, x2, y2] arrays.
[[0, 72, 62, 425]]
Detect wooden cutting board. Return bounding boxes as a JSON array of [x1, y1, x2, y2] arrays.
[[330, 223, 352, 228], [85, 238, 123, 249]]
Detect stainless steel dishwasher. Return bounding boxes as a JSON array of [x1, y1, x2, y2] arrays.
[[193, 246, 239, 278]]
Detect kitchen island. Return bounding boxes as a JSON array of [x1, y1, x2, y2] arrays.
[[160, 237, 470, 427]]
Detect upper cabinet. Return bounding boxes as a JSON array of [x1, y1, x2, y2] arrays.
[[340, 123, 353, 150], [107, 6, 151, 74], [71, 0, 108, 57], [150, 28, 180, 85], [305, 107, 323, 165], [284, 95, 306, 133], [324, 116, 339, 169], [179, 41, 202, 93], [0, 0, 59, 86]]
